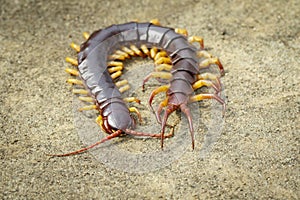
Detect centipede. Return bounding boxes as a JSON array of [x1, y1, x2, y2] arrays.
[[49, 19, 225, 157]]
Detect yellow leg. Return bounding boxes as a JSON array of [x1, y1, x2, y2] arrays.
[[107, 61, 123, 67], [108, 66, 123, 73], [200, 57, 225, 76], [79, 105, 97, 112], [95, 115, 102, 126], [140, 44, 149, 56], [150, 85, 169, 98], [72, 89, 88, 95], [67, 79, 83, 85], [95, 115, 107, 132], [109, 54, 126, 60], [65, 57, 78, 66], [190, 94, 214, 102], [129, 107, 142, 123], [115, 80, 128, 87], [110, 71, 122, 79], [121, 46, 135, 56], [148, 84, 170, 110], [150, 19, 161, 26], [70, 42, 80, 52], [197, 72, 219, 81], [83, 32, 90, 40], [190, 93, 226, 116], [115, 50, 130, 58], [192, 79, 220, 94], [192, 80, 214, 90], [145, 71, 172, 81], [130, 45, 143, 56], [200, 57, 220, 67], [143, 72, 172, 90], [155, 63, 172, 71], [65, 68, 79, 76], [119, 85, 130, 93], [197, 50, 214, 59], [150, 47, 158, 59], [197, 72, 221, 89], [188, 36, 204, 49], [154, 57, 171, 65], [175, 28, 188, 36], [78, 96, 94, 102], [155, 97, 169, 123], [123, 97, 141, 104], [199, 57, 222, 70], [159, 97, 169, 107], [153, 51, 167, 61]]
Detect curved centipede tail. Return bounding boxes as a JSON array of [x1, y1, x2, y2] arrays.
[[47, 130, 122, 157]]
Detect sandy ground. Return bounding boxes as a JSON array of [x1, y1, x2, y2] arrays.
[[1, 0, 299, 199]]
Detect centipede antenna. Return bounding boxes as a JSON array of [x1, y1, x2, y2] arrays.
[[47, 130, 122, 157]]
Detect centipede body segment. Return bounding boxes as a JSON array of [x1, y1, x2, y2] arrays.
[[49, 19, 225, 157]]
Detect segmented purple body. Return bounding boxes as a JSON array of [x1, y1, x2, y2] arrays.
[[77, 22, 200, 133]]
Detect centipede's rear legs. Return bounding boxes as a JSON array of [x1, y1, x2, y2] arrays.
[[179, 104, 195, 148], [160, 104, 177, 148]]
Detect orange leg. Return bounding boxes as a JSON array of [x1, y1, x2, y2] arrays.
[[65, 68, 79, 76], [199, 57, 225, 77], [78, 105, 97, 112], [70, 42, 80, 52], [188, 36, 204, 49], [121, 46, 135, 56], [148, 85, 170, 112], [65, 57, 78, 66], [153, 51, 167, 61], [150, 19, 161, 26], [175, 28, 188, 37], [130, 45, 143, 56], [155, 63, 172, 71], [140, 44, 149, 56], [129, 107, 142, 124], [150, 47, 158, 59], [82, 32, 90, 40], [197, 72, 221, 91], [123, 97, 141, 104], [67, 79, 83, 85], [154, 57, 171, 65], [192, 79, 220, 94]]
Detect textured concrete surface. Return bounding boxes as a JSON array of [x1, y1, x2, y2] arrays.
[[1, 0, 299, 199]]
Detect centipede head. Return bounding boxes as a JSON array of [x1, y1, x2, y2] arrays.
[[161, 93, 195, 149], [102, 110, 135, 134]]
